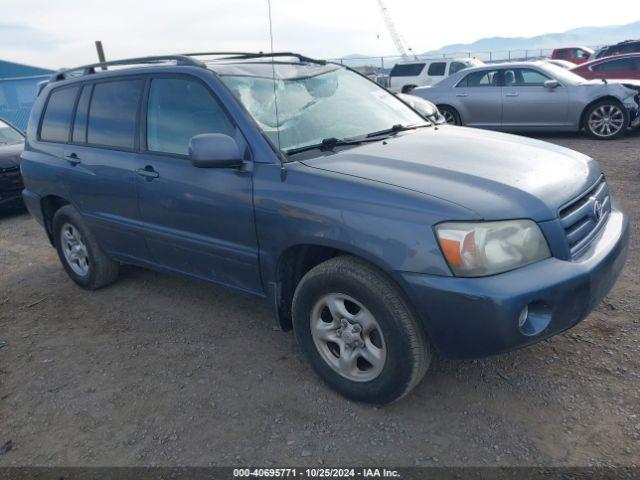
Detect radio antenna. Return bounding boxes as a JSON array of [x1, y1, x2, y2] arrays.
[[267, 0, 283, 155]]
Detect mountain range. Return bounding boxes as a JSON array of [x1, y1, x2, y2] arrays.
[[338, 20, 640, 67]]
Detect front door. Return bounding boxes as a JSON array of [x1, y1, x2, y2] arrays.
[[501, 68, 570, 128], [135, 75, 262, 295]]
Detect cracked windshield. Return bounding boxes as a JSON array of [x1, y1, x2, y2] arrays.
[[220, 65, 425, 152]]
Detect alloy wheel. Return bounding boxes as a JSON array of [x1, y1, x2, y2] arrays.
[[310, 293, 386, 382], [60, 223, 90, 277], [588, 104, 625, 138], [442, 110, 457, 125]]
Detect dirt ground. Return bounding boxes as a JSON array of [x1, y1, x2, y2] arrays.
[[0, 131, 639, 467]]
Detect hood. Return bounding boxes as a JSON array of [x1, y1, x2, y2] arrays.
[[300, 127, 600, 221], [0, 142, 24, 169], [583, 78, 640, 87]]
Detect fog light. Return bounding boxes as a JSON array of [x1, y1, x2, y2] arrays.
[[518, 301, 552, 336], [518, 306, 529, 328]]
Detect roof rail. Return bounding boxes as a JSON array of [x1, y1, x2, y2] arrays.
[[183, 51, 327, 65], [49, 55, 206, 82]]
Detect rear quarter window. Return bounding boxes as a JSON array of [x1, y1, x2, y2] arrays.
[[390, 63, 425, 77], [40, 86, 80, 142], [87, 79, 143, 149]]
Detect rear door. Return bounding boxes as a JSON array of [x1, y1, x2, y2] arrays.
[[501, 67, 570, 128], [43, 79, 149, 261], [134, 74, 262, 294], [452, 68, 502, 127]]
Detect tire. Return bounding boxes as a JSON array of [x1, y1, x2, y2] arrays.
[[52, 205, 119, 290], [292, 256, 431, 404], [401, 84, 417, 94], [438, 105, 461, 125], [583, 99, 629, 140]]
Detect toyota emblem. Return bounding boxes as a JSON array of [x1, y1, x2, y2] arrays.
[[593, 199, 604, 221]]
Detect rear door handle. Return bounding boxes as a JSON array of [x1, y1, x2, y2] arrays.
[[65, 152, 81, 165], [136, 166, 159, 179], [455, 93, 469, 97], [504, 92, 519, 97]]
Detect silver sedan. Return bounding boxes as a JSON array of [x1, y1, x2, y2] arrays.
[[412, 61, 640, 139]]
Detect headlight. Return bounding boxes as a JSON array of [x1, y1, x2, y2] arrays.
[[435, 220, 550, 277]]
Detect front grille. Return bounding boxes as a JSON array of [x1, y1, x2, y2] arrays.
[[0, 165, 19, 174], [559, 175, 611, 257]]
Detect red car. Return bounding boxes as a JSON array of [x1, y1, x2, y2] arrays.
[[570, 53, 640, 80], [550, 46, 594, 65]]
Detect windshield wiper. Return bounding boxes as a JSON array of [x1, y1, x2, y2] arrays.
[[365, 123, 429, 138], [285, 137, 371, 155]]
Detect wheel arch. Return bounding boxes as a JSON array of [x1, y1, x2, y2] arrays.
[[271, 242, 406, 332], [40, 195, 71, 245], [579, 95, 626, 129]]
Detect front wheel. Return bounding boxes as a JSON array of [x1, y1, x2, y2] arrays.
[[292, 256, 431, 404], [584, 100, 629, 140]]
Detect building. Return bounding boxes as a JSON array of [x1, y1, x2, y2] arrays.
[[0, 60, 54, 131]]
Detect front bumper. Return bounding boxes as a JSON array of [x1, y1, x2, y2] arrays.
[[400, 209, 629, 359]]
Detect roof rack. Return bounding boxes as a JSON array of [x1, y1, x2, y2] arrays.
[[183, 51, 327, 65], [49, 55, 206, 82]]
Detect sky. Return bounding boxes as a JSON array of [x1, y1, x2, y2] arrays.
[[1, 0, 639, 69]]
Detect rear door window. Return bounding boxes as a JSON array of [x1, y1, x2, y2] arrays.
[[87, 79, 143, 149], [40, 86, 80, 142], [146, 77, 236, 156], [389, 63, 425, 77], [427, 62, 446, 76], [457, 70, 500, 87]]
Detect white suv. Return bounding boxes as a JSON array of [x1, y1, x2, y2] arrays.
[[389, 58, 484, 93]]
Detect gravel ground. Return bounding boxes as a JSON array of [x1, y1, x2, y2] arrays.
[[0, 131, 639, 467]]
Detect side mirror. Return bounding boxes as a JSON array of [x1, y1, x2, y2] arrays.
[[544, 79, 560, 89], [189, 133, 243, 168]]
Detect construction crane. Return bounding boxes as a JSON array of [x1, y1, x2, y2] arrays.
[[376, 0, 411, 60]]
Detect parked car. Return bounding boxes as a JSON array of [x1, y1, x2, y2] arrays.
[[591, 39, 640, 60], [0, 118, 25, 210], [550, 47, 594, 65], [389, 58, 483, 93], [396, 93, 446, 124], [545, 59, 576, 70], [413, 61, 640, 139], [571, 53, 640, 81], [21, 53, 629, 404]]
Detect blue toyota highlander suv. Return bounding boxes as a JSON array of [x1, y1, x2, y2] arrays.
[[21, 53, 629, 404]]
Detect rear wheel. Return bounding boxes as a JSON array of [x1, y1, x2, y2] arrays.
[[292, 256, 431, 404], [401, 84, 417, 94], [52, 205, 119, 290], [584, 100, 629, 140], [439, 105, 461, 125]]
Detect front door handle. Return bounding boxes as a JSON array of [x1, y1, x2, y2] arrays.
[[504, 92, 519, 97], [136, 166, 159, 179], [455, 93, 469, 97], [65, 152, 81, 165]]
